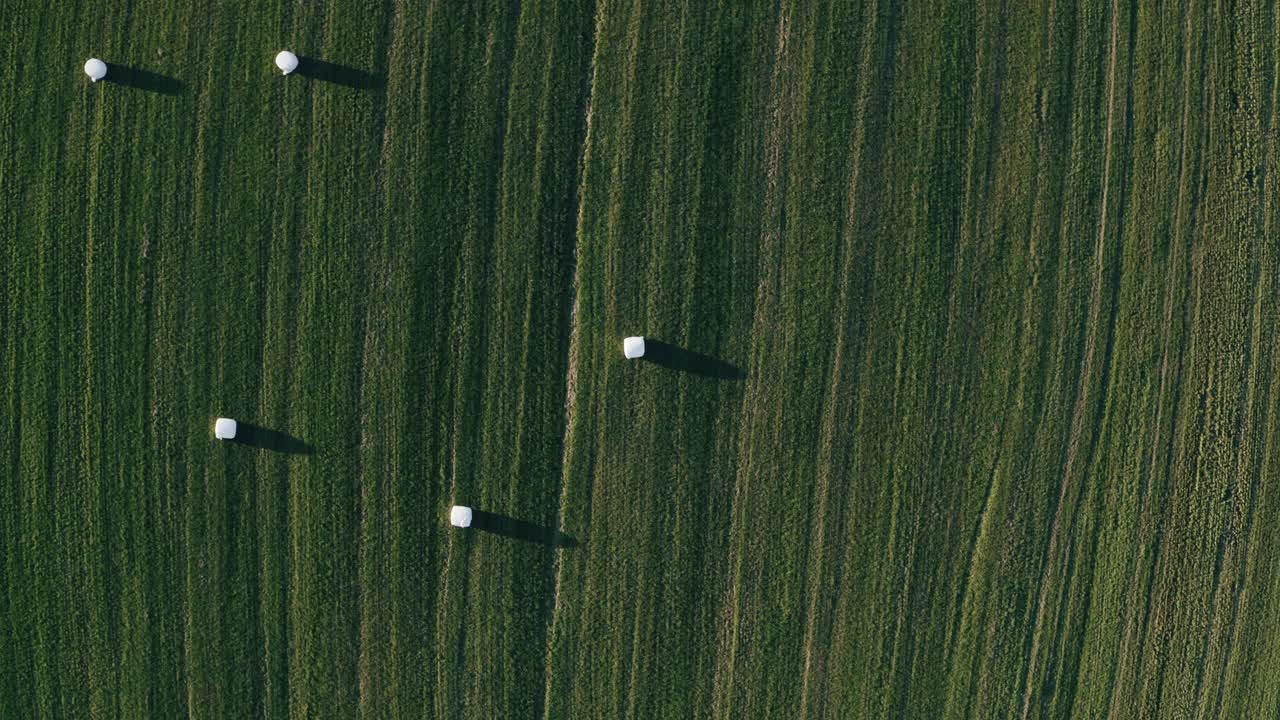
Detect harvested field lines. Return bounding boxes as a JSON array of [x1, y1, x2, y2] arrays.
[[5, 0, 1280, 718]]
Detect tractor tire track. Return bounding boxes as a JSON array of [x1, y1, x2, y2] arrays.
[[540, 2, 604, 716], [709, 7, 794, 718], [1018, 0, 1126, 716]]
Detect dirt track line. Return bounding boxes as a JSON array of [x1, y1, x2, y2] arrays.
[[941, 0, 1013, 704], [1211, 287, 1277, 720], [709, 9, 793, 720], [539, 4, 606, 717], [1193, 273, 1264, 720], [1102, 4, 1206, 715], [1198, 23, 1274, 720], [1211, 5, 1280, 709], [795, 7, 881, 717], [1018, 1, 1124, 717], [1208, 53, 1280, 720]]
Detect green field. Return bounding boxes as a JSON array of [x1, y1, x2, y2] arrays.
[[4, 0, 1280, 717]]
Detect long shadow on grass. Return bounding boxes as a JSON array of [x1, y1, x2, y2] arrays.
[[641, 339, 745, 380], [470, 510, 580, 549], [231, 423, 314, 455], [104, 64, 186, 95], [295, 57, 386, 90]]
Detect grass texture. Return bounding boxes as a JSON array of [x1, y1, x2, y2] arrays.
[[3, 0, 1279, 718]]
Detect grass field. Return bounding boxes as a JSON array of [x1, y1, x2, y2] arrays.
[[3, 0, 1280, 717]]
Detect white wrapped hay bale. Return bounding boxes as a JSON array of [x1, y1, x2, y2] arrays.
[[623, 336, 645, 359], [450, 505, 473, 528], [84, 58, 107, 82], [214, 418, 238, 440], [275, 50, 299, 75]]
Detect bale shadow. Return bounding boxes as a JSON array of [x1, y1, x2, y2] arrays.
[[104, 64, 186, 95], [296, 57, 386, 90], [470, 510, 580, 549], [231, 423, 314, 455], [641, 339, 745, 380]]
